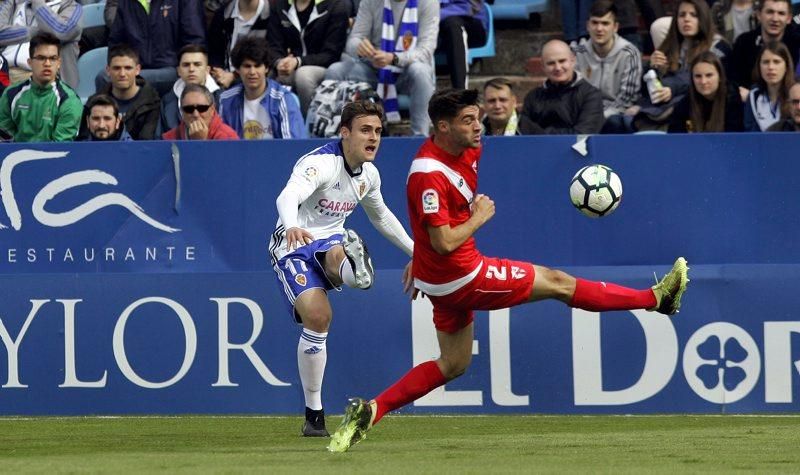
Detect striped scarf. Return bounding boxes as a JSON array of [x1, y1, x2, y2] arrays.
[[378, 0, 418, 123]]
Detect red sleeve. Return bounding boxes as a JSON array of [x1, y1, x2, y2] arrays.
[[408, 172, 451, 228], [162, 128, 177, 140]]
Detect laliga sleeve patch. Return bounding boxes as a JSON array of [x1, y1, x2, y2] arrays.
[[422, 189, 439, 214], [302, 166, 318, 181]]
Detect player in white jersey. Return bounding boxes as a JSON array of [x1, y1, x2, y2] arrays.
[[269, 101, 414, 437]]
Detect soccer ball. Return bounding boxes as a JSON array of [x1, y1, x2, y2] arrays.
[[569, 164, 623, 218]]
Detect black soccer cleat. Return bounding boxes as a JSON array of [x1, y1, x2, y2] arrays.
[[302, 407, 330, 437]]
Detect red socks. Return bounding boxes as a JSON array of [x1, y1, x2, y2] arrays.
[[373, 361, 447, 424], [569, 278, 656, 312]]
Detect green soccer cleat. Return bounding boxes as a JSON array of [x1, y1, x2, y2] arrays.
[[327, 398, 373, 453], [650, 257, 690, 315]]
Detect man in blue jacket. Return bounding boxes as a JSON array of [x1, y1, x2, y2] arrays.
[[102, 0, 206, 96], [219, 36, 306, 139]]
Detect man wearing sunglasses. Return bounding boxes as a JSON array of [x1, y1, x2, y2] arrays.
[[0, 32, 81, 142], [162, 84, 238, 140]]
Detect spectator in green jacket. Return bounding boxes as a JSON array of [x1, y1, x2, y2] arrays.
[[0, 32, 82, 142]]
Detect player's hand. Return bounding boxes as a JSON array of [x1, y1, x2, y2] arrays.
[[471, 194, 495, 224], [356, 38, 377, 58], [370, 51, 394, 69], [187, 119, 209, 140], [651, 86, 672, 104], [649, 50, 668, 74], [285, 227, 314, 251], [402, 260, 416, 296]]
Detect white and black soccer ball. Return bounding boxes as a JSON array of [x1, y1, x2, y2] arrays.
[[569, 164, 623, 218]]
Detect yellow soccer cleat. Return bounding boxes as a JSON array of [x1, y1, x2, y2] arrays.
[[650, 257, 690, 315]]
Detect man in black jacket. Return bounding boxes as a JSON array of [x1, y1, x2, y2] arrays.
[[267, 0, 349, 114], [521, 40, 604, 135], [104, 0, 206, 96], [83, 45, 161, 140], [731, 0, 800, 89]]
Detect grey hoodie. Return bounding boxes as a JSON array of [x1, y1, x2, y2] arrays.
[[572, 34, 642, 118]]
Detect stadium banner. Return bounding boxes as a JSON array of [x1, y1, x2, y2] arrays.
[[0, 135, 798, 415]]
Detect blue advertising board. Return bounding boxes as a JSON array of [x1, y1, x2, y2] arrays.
[[0, 134, 798, 415]]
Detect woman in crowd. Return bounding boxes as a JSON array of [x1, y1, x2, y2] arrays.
[[607, 0, 732, 132], [744, 41, 796, 131], [669, 51, 744, 132]]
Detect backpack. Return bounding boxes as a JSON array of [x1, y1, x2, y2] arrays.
[[306, 80, 382, 138]]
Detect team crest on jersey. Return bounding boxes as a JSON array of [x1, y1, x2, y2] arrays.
[[304, 167, 318, 179], [422, 189, 439, 214], [295, 274, 307, 286], [358, 181, 366, 198]]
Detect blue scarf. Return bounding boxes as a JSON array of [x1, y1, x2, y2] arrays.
[[378, 0, 418, 123]]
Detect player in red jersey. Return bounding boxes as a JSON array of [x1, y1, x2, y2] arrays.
[[328, 89, 689, 452]]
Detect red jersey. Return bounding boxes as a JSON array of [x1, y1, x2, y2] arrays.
[[407, 138, 484, 295]]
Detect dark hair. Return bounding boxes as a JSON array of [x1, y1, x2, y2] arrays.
[[178, 43, 209, 63], [231, 36, 271, 70], [107, 44, 140, 65], [483, 77, 514, 92], [753, 41, 795, 119], [689, 52, 727, 132], [659, 0, 719, 73], [589, 0, 617, 20], [29, 32, 61, 57], [86, 93, 120, 117], [181, 84, 214, 105], [428, 89, 480, 126], [757, 0, 792, 11], [340, 100, 384, 130]]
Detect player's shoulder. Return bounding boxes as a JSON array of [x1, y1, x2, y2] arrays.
[[296, 141, 343, 168]]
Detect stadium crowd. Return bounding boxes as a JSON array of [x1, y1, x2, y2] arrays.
[[0, 0, 798, 142]]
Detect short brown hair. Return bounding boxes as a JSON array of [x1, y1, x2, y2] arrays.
[[483, 77, 514, 92], [428, 88, 480, 126], [339, 100, 384, 131]]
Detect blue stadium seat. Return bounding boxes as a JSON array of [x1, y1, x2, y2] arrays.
[[76, 46, 107, 104], [467, 4, 495, 64], [80, 2, 105, 28], [490, 0, 548, 21]]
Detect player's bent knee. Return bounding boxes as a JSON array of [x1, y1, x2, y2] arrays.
[[299, 308, 332, 332], [438, 356, 472, 380], [536, 267, 576, 301]]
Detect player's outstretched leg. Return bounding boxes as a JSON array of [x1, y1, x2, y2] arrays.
[[649, 257, 690, 315], [328, 397, 375, 453], [341, 229, 375, 289]]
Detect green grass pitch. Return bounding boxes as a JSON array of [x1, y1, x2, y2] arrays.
[[1, 415, 799, 473]]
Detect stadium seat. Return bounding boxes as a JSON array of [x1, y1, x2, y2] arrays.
[[467, 4, 496, 64], [80, 2, 105, 28], [76, 46, 107, 104], [489, 0, 548, 21]]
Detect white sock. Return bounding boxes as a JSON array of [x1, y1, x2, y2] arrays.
[[297, 328, 328, 411], [339, 258, 358, 288]]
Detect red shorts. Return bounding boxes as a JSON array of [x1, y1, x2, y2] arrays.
[[428, 257, 535, 333]]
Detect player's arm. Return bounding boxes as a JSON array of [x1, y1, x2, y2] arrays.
[[427, 194, 495, 255], [361, 172, 414, 257]]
